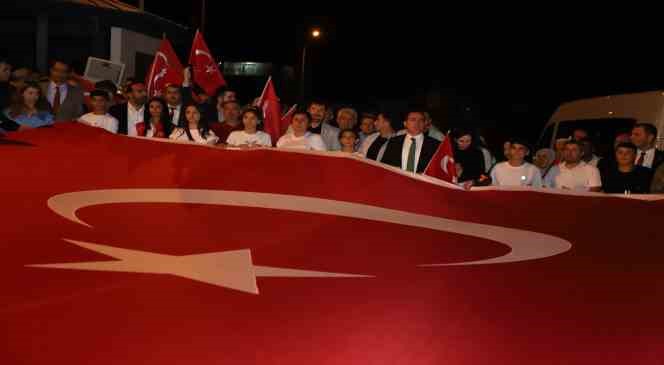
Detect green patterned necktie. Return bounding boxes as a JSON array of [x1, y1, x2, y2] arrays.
[[406, 137, 417, 172]]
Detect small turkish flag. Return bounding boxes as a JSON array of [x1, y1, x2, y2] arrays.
[[145, 38, 184, 97], [424, 133, 457, 183], [188, 30, 226, 96], [257, 76, 288, 146]]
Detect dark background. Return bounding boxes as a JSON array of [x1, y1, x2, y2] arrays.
[[8, 4, 664, 150]]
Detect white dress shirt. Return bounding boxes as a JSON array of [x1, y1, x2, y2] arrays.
[[276, 132, 327, 151], [127, 103, 145, 137], [490, 161, 543, 187], [636, 148, 656, 168], [169, 128, 219, 145], [47, 82, 68, 107], [78, 113, 119, 133], [544, 161, 602, 191], [401, 133, 424, 171], [226, 130, 272, 147], [169, 104, 182, 126]]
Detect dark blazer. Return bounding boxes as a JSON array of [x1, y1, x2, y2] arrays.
[[169, 86, 194, 127], [652, 149, 664, 171], [38, 81, 85, 122], [109, 102, 131, 135], [381, 134, 440, 173]]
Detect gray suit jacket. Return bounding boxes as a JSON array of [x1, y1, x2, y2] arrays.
[[320, 123, 341, 151], [39, 81, 85, 122]]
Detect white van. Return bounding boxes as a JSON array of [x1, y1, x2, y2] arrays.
[[539, 91, 664, 157]]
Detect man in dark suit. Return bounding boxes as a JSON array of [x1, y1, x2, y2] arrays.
[[631, 123, 664, 171], [109, 81, 147, 136], [381, 109, 440, 173], [38, 60, 85, 122], [164, 68, 193, 128]]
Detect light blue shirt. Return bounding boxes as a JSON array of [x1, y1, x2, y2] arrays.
[[4, 110, 54, 128], [47, 81, 68, 108]]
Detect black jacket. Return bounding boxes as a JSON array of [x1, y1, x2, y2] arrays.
[[381, 134, 440, 173]]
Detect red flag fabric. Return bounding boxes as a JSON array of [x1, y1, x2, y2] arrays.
[[2, 123, 664, 364], [424, 134, 457, 182], [257, 77, 287, 146], [188, 30, 226, 96], [145, 38, 184, 97]]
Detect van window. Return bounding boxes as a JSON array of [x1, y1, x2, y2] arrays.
[[544, 119, 636, 158]]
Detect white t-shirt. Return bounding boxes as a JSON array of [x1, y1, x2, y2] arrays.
[[276, 132, 327, 151], [226, 130, 272, 147], [544, 161, 602, 191], [169, 128, 219, 145], [490, 161, 543, 187], [78, 113, 119, 133]]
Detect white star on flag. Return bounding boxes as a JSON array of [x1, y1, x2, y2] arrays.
[[28, 239, 372, 295]]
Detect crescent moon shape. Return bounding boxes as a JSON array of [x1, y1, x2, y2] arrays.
[[194, 49, 213, 60], [47, 189, 572, 267]]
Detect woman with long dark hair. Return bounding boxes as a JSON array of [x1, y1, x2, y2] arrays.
[[168, 103, 218, 145], [4, 82, 53, 128], [136, 97, 171, 138], [451, 128, 486, 182]]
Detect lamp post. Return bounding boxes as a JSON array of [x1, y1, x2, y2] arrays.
[[300, 28, 321, 103]]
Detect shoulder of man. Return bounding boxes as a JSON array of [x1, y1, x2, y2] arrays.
[[423, 135, 440, 146], [322, 123, 339, 132]]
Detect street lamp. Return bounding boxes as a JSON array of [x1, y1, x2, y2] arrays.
[[300, 28, 322, 102]]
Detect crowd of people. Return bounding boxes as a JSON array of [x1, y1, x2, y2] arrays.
[[2, 57, 664, 195]]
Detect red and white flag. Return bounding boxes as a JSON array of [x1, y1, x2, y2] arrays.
[[424, 134, 457, 183], [145, 38, 184, 97], [2, 123, 664, 364], [188, 30, 226, 96], [257, 76, 288, 146]]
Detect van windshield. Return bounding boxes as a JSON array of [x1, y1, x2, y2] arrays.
[[539, 118, 636, 158]]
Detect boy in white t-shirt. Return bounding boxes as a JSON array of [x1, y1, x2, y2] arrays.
[[78, 89, 119, 133], [491, 138, 542, 188]]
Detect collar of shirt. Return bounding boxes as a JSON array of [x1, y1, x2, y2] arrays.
[[128, 102, 144, 113], [639, 147, 656, 156], [49, 81, 66, 92], [561, 161, 587, 170], [406, 133, 424, 142], [308, 123, 323, 134]]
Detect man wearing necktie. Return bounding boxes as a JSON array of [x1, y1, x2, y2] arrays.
[[38, 60, 85, 122], [380, 109, 440, 173], [630, 123, 664, 171]]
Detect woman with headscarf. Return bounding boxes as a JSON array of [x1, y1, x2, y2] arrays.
[[533, 148, 556, 178]]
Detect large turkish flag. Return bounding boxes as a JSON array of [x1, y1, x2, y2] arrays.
[[1, 124, 663, 364]]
